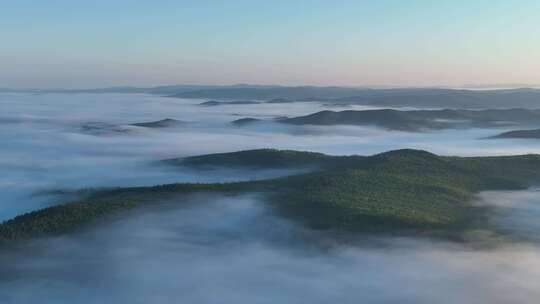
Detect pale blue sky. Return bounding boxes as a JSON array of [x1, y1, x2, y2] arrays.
[[1, 0, 539, 88]]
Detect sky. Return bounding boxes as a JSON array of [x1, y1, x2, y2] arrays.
[[1, 0, 539, 89]]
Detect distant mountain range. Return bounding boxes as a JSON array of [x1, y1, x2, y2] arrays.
[[4, 148, 540, 241], [170, 87, 540, 109], [3, 85, 540, 109], [0, 84, 280, 95]]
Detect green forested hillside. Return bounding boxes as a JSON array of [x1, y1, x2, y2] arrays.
[[130, 118, 184, 128], [3, 149, 540, 241], [270, 150, 540, 232]]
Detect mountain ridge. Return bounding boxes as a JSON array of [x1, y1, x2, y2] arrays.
[[3, 148, 540, 242], [278, 109, 540, 131]]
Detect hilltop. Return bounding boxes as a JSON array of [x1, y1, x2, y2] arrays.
[[164, 148, 355, 169], [3, 149, 540, 241], [131, 118, 184, 128], [279, 109, 540, 131], [488, 128, 540, 139], [231, 117, 262, 126]]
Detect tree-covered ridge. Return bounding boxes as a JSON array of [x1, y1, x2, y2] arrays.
[[0, 183, 248, 241], [488, 128, 540, 139], [164, 148, 363, 169], [280, 109, 540, 131], [3, 149, 540, 241], [231, 117, 262, 126], [130, 118, 184, 128], [271, 150, 540, 232]]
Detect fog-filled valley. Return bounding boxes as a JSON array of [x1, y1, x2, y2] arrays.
[[2, 92, 540, 303], [4, 93, 540, 220], [2, 193, 540, 303]]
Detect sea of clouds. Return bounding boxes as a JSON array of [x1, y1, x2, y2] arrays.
[[1, 193, 540, 304], [1, 92, 540, 303]]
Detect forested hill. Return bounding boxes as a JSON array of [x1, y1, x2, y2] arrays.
[[488, 128, 540, 139], [3, 149, 540, 241], [163, 149, 363, 169], [279, 108, 540, 131]]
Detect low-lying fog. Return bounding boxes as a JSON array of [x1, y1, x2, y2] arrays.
[[1, 193, 540, 304], [2, 93, 540, 219], [2, 92, 540, 303]]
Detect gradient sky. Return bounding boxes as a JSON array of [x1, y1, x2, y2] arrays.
[[1, 0, 539, 88]]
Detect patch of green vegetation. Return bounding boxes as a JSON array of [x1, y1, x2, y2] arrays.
[[0, 183, 249, 241], [270, 150, 540, 233], [0, 199, 140, 241], [3, 149, 540, 241]]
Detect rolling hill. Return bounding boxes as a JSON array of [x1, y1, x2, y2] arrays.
[[279, 109, 540, 131], [3, 149, 540, 241], [488, 128, 540, 139], [131, 118, 184, 128]]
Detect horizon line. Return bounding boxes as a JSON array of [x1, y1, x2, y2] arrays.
[[2, 83, 540, 92]]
